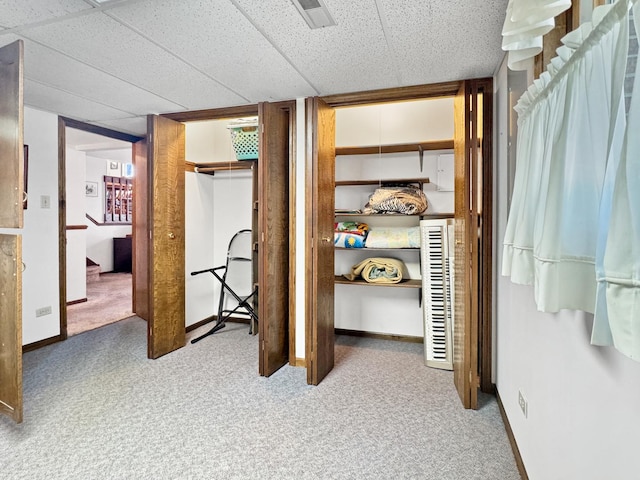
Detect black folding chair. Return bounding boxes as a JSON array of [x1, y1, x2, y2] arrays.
[[190, 229, 258, 344]]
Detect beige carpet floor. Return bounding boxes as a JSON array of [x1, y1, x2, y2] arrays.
[[66, 272, 134, 336]]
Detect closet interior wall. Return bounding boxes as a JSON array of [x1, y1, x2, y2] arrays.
[[184, 119, 254, 328], [334, 99, 455, 338]]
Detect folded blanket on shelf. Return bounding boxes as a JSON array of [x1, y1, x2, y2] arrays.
[[365, 227, 420, 249], [334, 232, 366, 248], [343, 257, 407, 284], [363, 186, 428, 215]]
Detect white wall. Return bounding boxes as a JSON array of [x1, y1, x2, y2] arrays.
[[333, 99, 454, 337], [185, 117, 244, 163], [65, 148, 87, 302], [0, 108, 62, 345], [494, 56, 640, 479]]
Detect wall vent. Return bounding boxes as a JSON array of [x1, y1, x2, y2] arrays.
[[292, 0, 336, 29]]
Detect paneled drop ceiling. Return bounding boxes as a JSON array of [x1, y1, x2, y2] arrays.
[[0, 0, 509, 136]]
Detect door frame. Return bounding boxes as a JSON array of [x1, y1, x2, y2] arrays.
[[162, 102, 298, 364], [309, 80, 493, 394], [57, 116, 142, 341]]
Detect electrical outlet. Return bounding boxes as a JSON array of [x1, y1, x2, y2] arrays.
[[518, 390, 528, 418], [35, 306, 52, 317]]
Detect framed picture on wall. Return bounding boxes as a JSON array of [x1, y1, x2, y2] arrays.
[[107, 161, 121, 176], [123, 163, 134, 178], [85, 181, 98, 197]]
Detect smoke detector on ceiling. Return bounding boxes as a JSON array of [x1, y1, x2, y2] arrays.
[[292, 0, 337, 29]]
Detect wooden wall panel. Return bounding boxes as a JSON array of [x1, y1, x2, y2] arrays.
[[0, 234, 23, 423], [133, 139, 149, 320], [305, 97, 336, 386], [0, 40, 24, 229], [258, 102, 290, 376]]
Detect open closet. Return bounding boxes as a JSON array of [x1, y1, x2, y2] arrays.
[[183, 117, 257, 336], [144, 102, 294, 375], [306, 80, 493, 409], [332, 98, 455, 341]]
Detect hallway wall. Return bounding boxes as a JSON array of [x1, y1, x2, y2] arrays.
[[0, 107, 61, 345]]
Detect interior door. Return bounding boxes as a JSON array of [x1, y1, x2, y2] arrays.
[[305, 97, 335, 385], [133, 138, 149, 321], [146, 115, 186, 359], [453, 80, 481, 409], [0, 39, 24, 423], [258, 102, 290, 376]]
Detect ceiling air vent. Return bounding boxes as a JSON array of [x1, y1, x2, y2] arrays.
[[292, 0, 337, 29]]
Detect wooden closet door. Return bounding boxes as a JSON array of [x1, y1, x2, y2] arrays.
[[305, 97, 335, 385], [453, 80, 483, 409], [258, 102, 290, 376], [133, 138, 149, 321], [0, 40, 24, 423], [146, 115, 186, 359]]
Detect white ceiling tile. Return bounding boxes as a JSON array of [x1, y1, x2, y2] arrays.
[[235, 0, 400, 95], [378, 0, 509, 85], [24, 78, 134, 122], [0, 0, 92, 28], [21, 12, 248, 110], [3, 1, 510, 128], [108, 0, 317, 102], [18, 37, 185, 115]]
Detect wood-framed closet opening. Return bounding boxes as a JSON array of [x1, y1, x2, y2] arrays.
[[306, 80, 493, 407], [162, 100, 297, 372]]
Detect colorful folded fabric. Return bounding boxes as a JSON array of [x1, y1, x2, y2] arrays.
[[334, 232, 366, 248], [365, 227, 420, 249], [363, 186, 427, 215], [343, 257, 407, 284], [335, 221, 369, 236]]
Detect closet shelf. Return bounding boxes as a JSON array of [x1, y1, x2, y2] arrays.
[[334, 276, 421, 288], [193, 160, 256, 175], [335, 140, 454, 156], [335, 247, 420, 251], [335, 178, 429, 187], [335, 212, 449, 218]]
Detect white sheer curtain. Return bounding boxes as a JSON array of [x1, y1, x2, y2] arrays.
[[533, 3, 629, 313], [502, 79, 552, 285], [504, 0, 640, 360], [592, 3, 640, 360]]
